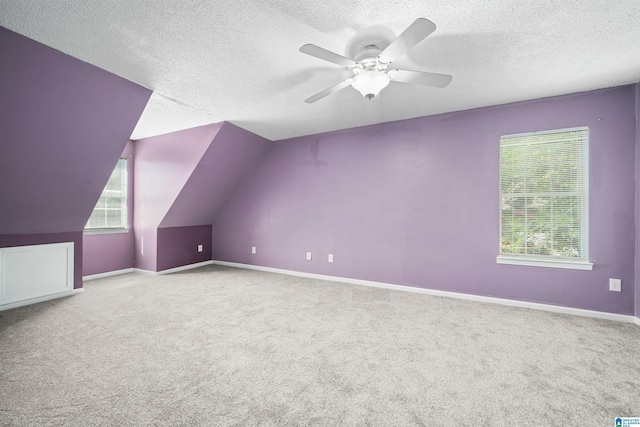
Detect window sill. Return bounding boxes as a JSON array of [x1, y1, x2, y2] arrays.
[[496, 256, 593, 271], [83, 228, 130, 236]]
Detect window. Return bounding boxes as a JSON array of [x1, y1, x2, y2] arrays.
[[498, 127, 591, 270], [85, 158, 128, 231]]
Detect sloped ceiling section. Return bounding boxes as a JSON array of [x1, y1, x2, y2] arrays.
[[134, 123, 223, 229], [133, 121, 271, 271], [160, 122, 273, 228], [133, 122, 223, 271], [0, 27, 151, 235]]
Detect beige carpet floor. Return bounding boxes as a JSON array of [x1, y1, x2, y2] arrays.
[[0, 264, 639, 426]]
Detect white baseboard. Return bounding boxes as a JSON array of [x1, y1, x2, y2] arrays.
[[133, 260, 214, 276], [83, 268, 134, 281], [211, 260, 638, 325], [0, 288, 84, 312], [635, 317, 640, 327], [157, 260, 213, 275], [132, 268, 157, 276]]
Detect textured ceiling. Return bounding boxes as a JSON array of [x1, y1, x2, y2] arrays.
[[2, 1, 640, 141]]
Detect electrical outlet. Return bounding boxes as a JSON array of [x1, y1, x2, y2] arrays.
[[306, 252, 312, 261], [251, 246, 256, 254], [609, 278, 621, 292], [197, 244, 203, 253], [328, 254, 334, 263]]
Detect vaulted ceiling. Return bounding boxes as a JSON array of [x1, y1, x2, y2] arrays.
[[2, 0, 640, 141]]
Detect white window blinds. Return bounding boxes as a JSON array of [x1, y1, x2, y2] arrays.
[[499, 127, 588, 261], [85, 158, 128, 230]]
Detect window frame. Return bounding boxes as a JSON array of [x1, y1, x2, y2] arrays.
[[496, 126, 592, 271], [84, 158, 129, 234]]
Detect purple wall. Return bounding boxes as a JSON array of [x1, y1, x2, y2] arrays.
[[0, 27, 149, 292], [160, 122, 272, 228], [0, 27, 151, 235], [213, 86, 637, 315], [83, 142, 136, 276], [0, 233, 83, 289], [636, 83, 640, 318], [133, 123, 223, 271], [157, 225, 212, 271], [135, 122, 271, 272]]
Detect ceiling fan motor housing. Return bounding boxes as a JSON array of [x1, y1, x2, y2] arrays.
[[353, 45, 383, 62], [351, 46, 391, 99]]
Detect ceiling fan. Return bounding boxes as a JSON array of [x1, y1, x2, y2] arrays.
[[299, 18, 452, 103]]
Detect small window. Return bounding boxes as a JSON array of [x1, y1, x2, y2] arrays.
[[498, 127, 591, 270], [85, 158, 128, 231]]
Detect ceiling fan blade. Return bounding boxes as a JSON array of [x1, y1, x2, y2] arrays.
[[378, 18, 437, 64], [389, 69, 452, 88], [305, 78, 353, 104], [299, 44, 357, 68]]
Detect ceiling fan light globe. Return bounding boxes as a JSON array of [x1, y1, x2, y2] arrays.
[[351, 71, 390, 99]]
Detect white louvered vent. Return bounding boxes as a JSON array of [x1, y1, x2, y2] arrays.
[[0, 242, 74, 309]]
